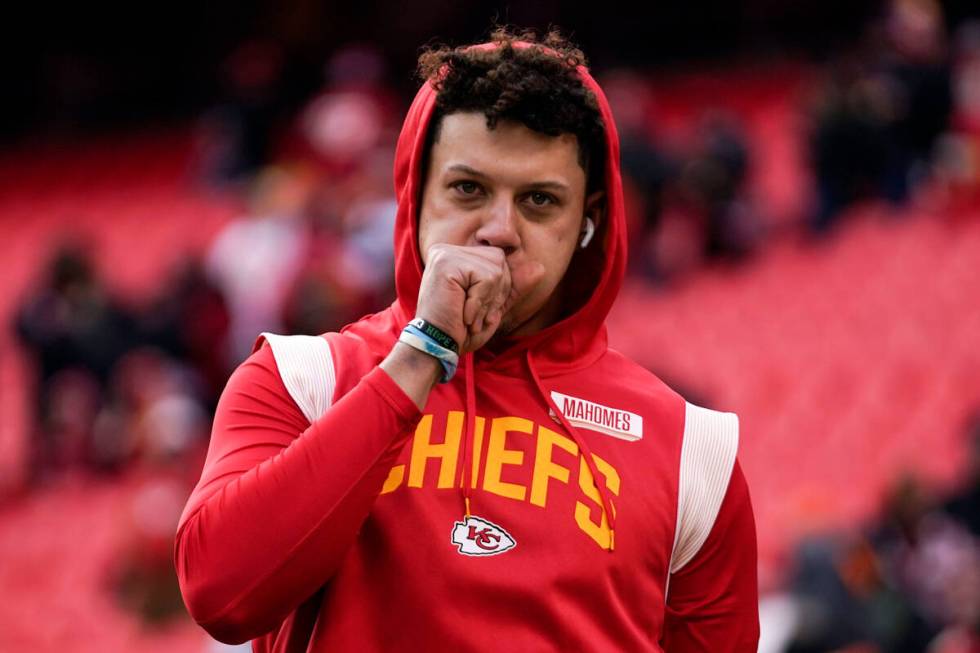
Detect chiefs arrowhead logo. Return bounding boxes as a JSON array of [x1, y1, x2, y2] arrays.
[[451, 515, 516, 557]]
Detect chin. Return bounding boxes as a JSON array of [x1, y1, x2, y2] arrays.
[[497, 304, 543, 339], [503, 290, 563, 338]]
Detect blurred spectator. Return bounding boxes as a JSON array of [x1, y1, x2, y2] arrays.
[[91, 347, 209, 473], [784, 469, 980, 653], [601, 70, 674, 278], [647, 111, 761, 282], [193, 40, 287, 185], [932, 21, 980, 214], [943, 411, 980, 537], [927, 410, 980, 652], [282, 145, 397, 335], [688, 111, 762, 261], [872, 475, 980, 651], [105, 349, 211, 624], [783, 534, 926, 653], [808, 0, 953, 232], [882, 0, 953, 178], [206, 165, 312, 363], [15, 243, 139, 483], [808, 58, 900, 230], [340, 149, 399, 297], [141, 257, 231, 408], [286, 43, 401, 180]]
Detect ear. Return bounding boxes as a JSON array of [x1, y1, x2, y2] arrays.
[[583, 189, 606, 228]]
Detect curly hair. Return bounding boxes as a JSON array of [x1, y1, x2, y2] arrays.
[[417, 27, 606, 194]]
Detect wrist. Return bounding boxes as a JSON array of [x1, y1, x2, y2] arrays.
[[391, 341, 443, 381], [381, 342, 442, 410]]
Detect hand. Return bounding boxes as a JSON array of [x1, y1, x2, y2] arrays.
[[416, 244, 514, 353]]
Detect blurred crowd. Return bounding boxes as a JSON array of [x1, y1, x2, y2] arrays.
[[9, 0, 980, 645], [776, 416, 980, 653]]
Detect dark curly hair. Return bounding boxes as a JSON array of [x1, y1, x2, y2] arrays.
[[417, 27, 606, 194]]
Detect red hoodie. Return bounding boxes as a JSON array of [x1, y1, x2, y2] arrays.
[[175, 41, 759, 652]]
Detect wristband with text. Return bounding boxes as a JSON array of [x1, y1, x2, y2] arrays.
[[408, 318, 460, 355]]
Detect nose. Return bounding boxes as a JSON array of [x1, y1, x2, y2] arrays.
[[474, 197, 520, 255]]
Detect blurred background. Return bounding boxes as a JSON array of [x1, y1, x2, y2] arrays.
[[1, 0, 979, 651]]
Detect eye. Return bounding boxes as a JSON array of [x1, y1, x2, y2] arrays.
[[452, 181, 482, 196], [527, 191, 556, 207]]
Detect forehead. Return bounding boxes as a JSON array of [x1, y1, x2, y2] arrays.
[[429, 112, 585, 188]]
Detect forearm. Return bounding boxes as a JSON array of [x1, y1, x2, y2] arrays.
[[175, 356, 421, 643]]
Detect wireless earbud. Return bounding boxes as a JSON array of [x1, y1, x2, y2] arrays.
[[580, 217, 595, 248]]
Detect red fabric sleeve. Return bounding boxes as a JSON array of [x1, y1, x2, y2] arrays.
[[174, 343, 421, 644], [661, 459, 760, 652]]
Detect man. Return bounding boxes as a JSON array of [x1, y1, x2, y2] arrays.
[[175, 28, 759, 652]]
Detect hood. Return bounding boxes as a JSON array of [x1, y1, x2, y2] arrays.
[[387, 40, 627, 377]]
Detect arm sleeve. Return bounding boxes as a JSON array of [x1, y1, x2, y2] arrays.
[[173, 343, 421, 644], [661, 459, 760, 652]]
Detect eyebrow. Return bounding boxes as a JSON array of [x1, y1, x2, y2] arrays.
[[446, 164, 570, 193]]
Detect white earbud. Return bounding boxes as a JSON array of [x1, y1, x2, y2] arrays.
[[580, 217, 595, 249]]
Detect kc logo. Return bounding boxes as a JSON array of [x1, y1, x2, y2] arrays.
[[467, 525, 500, 550], [451, 515, 517, 556]]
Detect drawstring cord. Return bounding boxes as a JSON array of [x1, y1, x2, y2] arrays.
[[526, 350, 617, 552], [460, 352, 476, 520]]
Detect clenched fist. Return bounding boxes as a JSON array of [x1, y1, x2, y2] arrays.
[[416, 244, 515, 353]]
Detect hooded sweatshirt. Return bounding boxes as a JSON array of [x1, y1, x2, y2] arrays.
[[175, 41, 759, 652]]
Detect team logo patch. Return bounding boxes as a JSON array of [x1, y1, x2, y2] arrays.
[[550, 391, 643, 442], [451, 515, 516, 556]]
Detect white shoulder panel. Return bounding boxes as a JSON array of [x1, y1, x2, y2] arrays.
[[260, 333, 336, 424], [669, 402, 739, 574]]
